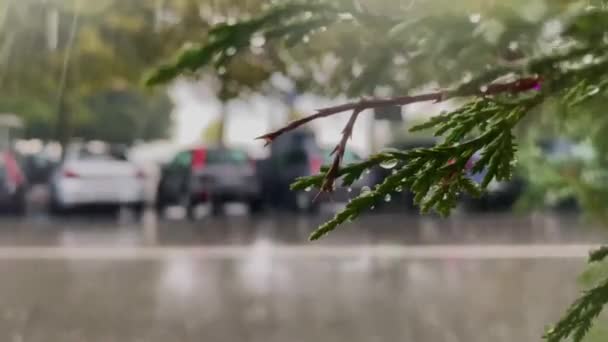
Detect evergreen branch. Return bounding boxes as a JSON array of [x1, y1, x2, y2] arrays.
[[545, 277, 608, 342], [589, 246, 608, 263], [145, 1, 339, 86], [257, 76, 542, 145], [310, 164, 412, 240], [290, 151, 408, 191], [302, 97, 540, 240]]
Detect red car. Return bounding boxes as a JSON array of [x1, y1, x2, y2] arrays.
[[0, 150, 26, 215], [156, 146, 262, 218]]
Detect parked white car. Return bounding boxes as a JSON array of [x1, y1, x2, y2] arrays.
[[49, 142, 145, 213]]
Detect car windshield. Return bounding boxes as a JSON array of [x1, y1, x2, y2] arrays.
[[70, 143, 126, 161], [206, 149, 248, 165]]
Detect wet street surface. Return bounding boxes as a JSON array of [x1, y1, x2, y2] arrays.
[[0, 209, 604, 341], [1, 206, 607, 246]]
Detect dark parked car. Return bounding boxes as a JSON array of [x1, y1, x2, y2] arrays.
[[370, 138, 437, 212], [0, 150, 26, 215], [21, 152, 57, 185], [461, 151, 525, 211], [156, 146, 262, 218], [257, 129, 324, 212]]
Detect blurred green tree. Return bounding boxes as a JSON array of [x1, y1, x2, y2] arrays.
[[201, 118, 223, 145], [0, 0, 233, 144]]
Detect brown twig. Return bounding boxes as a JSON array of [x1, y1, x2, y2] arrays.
[[256, 75, 543, 194], [313, 107, 363, 200], [256, 76, 542, 145]]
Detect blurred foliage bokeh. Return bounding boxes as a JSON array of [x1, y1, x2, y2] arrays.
[[0, 0, 268, 144]]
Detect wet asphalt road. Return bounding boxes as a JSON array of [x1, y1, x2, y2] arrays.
[[1, 205, 606, 247], [0, 207, 605, 341]]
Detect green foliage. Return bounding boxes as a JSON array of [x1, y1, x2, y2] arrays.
[[0, 0, 201, 143], [201, 118, 224, 145], [545, 247, 608, 342], [545, 277, 608, 342], [590, 247, 608, 264], [145, 1, 337, 86]]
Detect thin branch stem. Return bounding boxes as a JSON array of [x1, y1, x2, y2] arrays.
[[258, 75, 542, 195], [256, 76, 542, 144], [314, 107, 362, 199]]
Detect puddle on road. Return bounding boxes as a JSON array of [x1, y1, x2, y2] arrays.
[[0, 256, 583, 342]]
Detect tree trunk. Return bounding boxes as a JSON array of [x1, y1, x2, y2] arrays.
[[217, 104, 227, 147]]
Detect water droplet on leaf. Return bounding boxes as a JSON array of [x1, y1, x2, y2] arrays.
[[469, 13, 481, 24], [583, 54, 594, 64], [480, 85, 488, 93], [384, 194, 392, 202], [338, 12, 354, 20], [250, 34, 266, 48], [305, 186, 312, 192], [588, 86, 600, 96], [393, 55, 407, 65], [226, 47, 237, 56], [380, 159, 398, 169], [395, 186, 403, 193]]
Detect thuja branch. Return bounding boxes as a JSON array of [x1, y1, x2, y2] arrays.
[[258, 75, 542, 196], [257, 76, 541, 145]]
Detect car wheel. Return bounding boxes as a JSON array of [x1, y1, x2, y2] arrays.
[[210, 199, 223, 217], [462, 197, 488, 213], [248, 198, 264, 215], [10, 187, 26, 216], [131, 202, 144, 218], [178, 192, 196, 220], [155, 198, 166, 218], [49, 187, 67, 215]]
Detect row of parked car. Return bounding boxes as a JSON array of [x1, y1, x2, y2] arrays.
[[0, 134, 586, 217], [155, 129, 528, 217]]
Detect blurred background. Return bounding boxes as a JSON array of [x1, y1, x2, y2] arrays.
[[0, 0, 607, 341]]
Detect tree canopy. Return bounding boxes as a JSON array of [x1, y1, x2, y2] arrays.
[[0, 0, 213, 143]]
